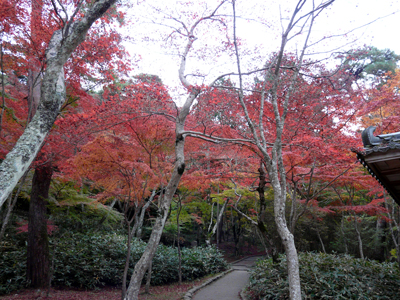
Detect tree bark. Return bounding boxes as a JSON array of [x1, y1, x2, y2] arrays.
[[176, 198, 182, 285], [384, 194, 400, 269], [0, 0, 118, 207], [0, 43, 5, 135], [207, 198, 229, 245], [376, 215, 386, 261], [0, 172, 29, 243], [316, 227, 326, 254], [134, 192, 155, 239], [270, 169, 301, 299], [341, 215, 348, 254], [352, 213, 364, 260], [144, 260, 152, 294], [27, 163, 52, 288], [122, 215, 136, 300]]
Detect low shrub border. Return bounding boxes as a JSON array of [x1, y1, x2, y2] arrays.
[[246, 252, 400, 299], [0, 232, 228, 295]]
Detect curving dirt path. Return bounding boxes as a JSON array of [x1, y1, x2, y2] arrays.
[[191, 256, 261, 300]]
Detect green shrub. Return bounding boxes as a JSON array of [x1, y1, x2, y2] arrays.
[[0, 232, 227, 295], [246, 252, 400, 300], [0, 249, 28, 295]]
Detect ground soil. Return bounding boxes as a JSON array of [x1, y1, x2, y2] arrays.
[[0, 277, 215, 300]]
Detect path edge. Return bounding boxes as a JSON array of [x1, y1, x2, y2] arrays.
[[182, 268, 233, 300], [182, 255, 263, 300]]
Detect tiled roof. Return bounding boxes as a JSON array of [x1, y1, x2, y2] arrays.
[[355, 127, 400, 205]]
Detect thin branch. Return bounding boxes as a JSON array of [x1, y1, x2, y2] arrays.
[[182, 130, 257, 145]]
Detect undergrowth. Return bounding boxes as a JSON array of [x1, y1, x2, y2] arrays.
[[0, 232, 228, 295], [246, 252, 400, 300]]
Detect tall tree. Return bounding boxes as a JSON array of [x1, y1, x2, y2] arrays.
[[0, 0, 118, 206], [339, 46, 400, 84], [124, 2, 229, 299]]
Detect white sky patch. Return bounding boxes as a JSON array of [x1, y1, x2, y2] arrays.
[[121, 0, 400, 104]]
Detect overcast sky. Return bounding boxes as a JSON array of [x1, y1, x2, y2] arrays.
[[125, 0, 400, 93]]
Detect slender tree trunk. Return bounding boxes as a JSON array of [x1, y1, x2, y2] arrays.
[[122, 220, 133, 300], [289, 184, 297, 234], [177, 199, 182, 285], [0, 172, 29, 242], [233, 167, 279, 261], [352, 214, 364, 260], [383, 194, 400, 269], [27, 163, 52, 288], [207, 202, 215, 241], [316, 227, 326, 253], [124, 201, 170, 299], [256, 164, 278, 260], [233, 216, 239, 256], [341, 215, 348, 254], [207, 198, 229, 245], [273, 185, 301, 299], [216, 198, 220, 248], [135, 192, 155, 238], [0, 42, 5, 135], [376, 216, 386, 261]]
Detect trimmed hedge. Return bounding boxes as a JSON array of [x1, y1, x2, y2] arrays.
[[246, 252, 400, 300], [0, 232, 228, 295]]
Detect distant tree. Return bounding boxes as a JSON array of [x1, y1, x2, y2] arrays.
[[339, 46, 400, 83], [360, 69, 400, 132]]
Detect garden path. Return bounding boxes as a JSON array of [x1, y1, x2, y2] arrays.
[[191, 256, 261, 300]]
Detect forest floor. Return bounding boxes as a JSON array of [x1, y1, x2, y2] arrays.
[[0, 242, 263, 300], [0, 278, 212, 300]]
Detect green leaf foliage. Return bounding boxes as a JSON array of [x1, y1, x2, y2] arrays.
[[0, 232, 228, 295], [246, 252, 400, 300]]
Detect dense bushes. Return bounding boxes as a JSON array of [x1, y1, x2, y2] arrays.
[[246, 252, 400, 300], [0, 232, 228, 295]]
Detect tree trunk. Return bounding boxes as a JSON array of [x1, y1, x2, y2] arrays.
[[383, 194, 400, 268], [124, 201, 170, 299], [316, 227, 326, 254], [177, 199, 182, 285], [135, 192, 155, 238], [376, 216, 386, 261], [273, 183, 301, 300], [256, 164, 278, 260], [124, 89, 200, 300], [0, 172, 29, 243], [27, 163, 52, 288], [0, 43, 5, 135], [122, 191, 156, 299], [216, 199, 219, 248], [144, 260, 152, 294], [341, 215, 348, 254], [122, 219, 134, 300], [353, 214, 364, 260]]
